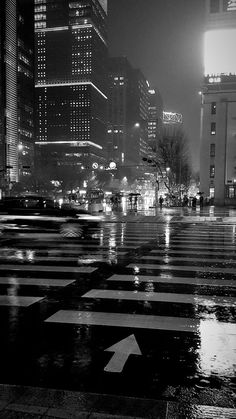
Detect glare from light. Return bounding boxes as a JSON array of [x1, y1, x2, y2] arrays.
[[204, 29, 236, 76]]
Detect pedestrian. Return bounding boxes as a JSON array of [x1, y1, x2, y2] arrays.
[[200, 195, 204, 208], [192, 196, 197, 208], [159, 196, 163, 208]]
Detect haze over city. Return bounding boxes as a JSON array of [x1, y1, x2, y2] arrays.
[[109, 0, 206, 171]]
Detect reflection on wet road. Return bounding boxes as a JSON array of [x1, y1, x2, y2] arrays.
[[0, 220, 235, 408]]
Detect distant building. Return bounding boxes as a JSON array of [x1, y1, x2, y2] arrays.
[[108, 57, 151, 168], [0, 0, 34, 193], [200, 0, 236, 205], [34, 0, 108, 185], [148, 88, 163, 150]]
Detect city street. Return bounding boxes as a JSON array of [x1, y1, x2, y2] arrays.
[[0, 209, 235, 418]]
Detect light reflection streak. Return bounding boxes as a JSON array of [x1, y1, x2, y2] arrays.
[[197, 319, 236, 378], [165, 225, 170, 248]]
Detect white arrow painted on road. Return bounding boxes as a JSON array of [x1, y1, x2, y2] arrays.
[[104, 334, 142, 373]]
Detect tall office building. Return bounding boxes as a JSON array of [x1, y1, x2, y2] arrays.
[[34, 0, 108, 184], [148, 88, 163, 150], [0, 0, 18, 188], [108, 57, 151, 167], [0, 0, 34, 193], [18, 0, 34, 179], [200, 0, 236, 205]]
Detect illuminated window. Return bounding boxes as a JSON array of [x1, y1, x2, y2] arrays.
[[211, 102, 216, 114], [210, 143, 215, 157], [228, 186, 235, 198], [211, 122, 216, 135], [210, 0, 220, 13], [210, 165, 215, 178]]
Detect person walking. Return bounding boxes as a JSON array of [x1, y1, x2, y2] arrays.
[[200, 195, 204, 208], [159, 196, 164, 208]]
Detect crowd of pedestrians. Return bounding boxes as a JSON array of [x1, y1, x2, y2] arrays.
[[158, 193, 209, 208]]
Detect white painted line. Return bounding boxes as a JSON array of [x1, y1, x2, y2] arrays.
[[0, 277, 75, 287], [45, 310, 199, 332], [106, 274, 236, 288], [82, 289, 236, 307], [141, 255, 236, 264], [0, 265, 96, 273], [150, 249, 236, 256], [0, 295, 44, 307], [127, 263, 236, 274], [170, 238, 234, 243], [157, 244, 236, 250]]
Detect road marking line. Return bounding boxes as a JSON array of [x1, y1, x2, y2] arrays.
[[157, 244, 236, 250], [0, 295, 44, 307], [141, 255, 236, 263], [0, 277, 75, 287], [127, 263, 236, 274], [170, 238, 234, 243], [82, 289, 236, 307], [0, 265, 96, 273], [45, 310, 200, 332], [150, 249, 236, 256], [106, 274, 236, 287]]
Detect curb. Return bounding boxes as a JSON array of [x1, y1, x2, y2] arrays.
[[0, 384, 235, 418]]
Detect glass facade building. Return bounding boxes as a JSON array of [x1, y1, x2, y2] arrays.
[[34, 0, 108, 181], [0, 0, 18, 188], [108, 57, 151, 167]]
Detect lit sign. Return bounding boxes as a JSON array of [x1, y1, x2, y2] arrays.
[[208, 77, 221, 83], [109, 162, 116, 170], [92, 162, 98, 169], [204, 29, 236, 76]]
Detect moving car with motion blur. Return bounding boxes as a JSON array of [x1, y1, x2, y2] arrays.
[[0, 195, 102, 238]]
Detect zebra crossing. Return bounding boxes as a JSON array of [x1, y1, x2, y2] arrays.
[[44, 222, 236, 394], [0, 222, 160, 309], [1, 220, 236, 404]]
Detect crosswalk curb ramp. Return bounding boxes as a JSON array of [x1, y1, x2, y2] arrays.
[[0, 384, 235, 418]]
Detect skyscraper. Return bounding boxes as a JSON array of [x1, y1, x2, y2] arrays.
[[0, 0, 18, 190], [34, 0, 108, 184], [18, 0, 34, 179], [0, 0, 34, 194], [200, 0, 236, 205], [108, 57, 151, 168]]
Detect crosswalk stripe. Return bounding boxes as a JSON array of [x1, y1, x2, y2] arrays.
[[150, 249, 236, 256], [176, 232, 235, 236], [170, 238, 235, 243], [0, 277, 75, 287], [127, 263, 236, 274], [82, 289, 236, 307], [0, 265, 96, 273], [0, 295, 44, 307], [141, 255, 236, 263], [157, 244, 236, 250], [106, 274, 236, 287], [45, 310, 200, 332]]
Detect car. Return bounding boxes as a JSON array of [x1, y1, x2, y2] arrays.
[[0, 195, 102, 238]]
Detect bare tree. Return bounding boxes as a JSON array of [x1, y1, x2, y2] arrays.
[[156, 126, 192, 196]]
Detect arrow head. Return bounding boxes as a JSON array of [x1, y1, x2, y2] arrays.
[[105, 334, 141, 356]]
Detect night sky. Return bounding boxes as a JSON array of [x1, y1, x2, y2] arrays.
[[108, 0, 206, 171]]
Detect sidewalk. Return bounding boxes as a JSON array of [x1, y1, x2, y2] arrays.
[[0, 384, 236, 418]]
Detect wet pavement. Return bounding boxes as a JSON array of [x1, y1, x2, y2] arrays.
[[0, 207, 235, 418]]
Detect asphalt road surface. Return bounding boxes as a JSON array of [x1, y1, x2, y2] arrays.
[[0, 218, 235, 409]]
